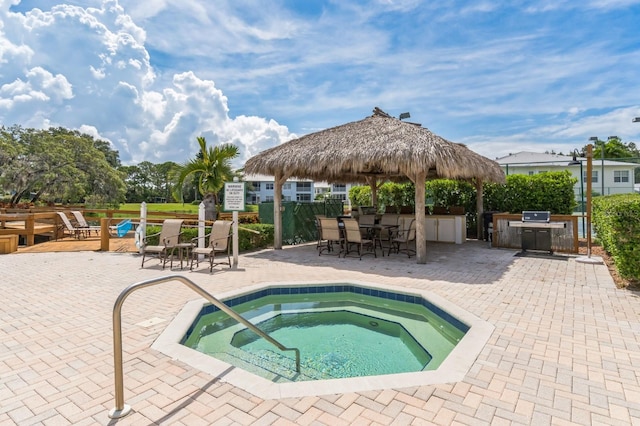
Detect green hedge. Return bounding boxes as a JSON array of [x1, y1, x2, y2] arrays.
[[144, 223, 274, 252], [484, 171, 576, 215], [592, 194, 640, 283], [349, 182, 416, 212]]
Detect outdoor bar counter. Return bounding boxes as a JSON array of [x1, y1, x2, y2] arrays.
[[424, 214, 466, 244]]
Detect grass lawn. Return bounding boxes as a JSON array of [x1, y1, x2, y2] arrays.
[[119, 203, 259, 214], [120, 203, 200, 213]]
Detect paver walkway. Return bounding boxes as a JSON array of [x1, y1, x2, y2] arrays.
[[1, 241, 639, 425]]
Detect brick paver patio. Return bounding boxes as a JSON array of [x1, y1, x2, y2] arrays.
[[1, 241, 639, 425]]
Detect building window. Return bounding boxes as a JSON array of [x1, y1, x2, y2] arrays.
[[265, 183, 274, 190], [583, 170, 598, 183], [297, 182, 311, 191], [265, 196, 274, 202], [528, 171, 535, 176], [283, 183, 291, 190], [251, 182, 261, 191], [283, 195, 291, 201], [296, 194, 311, 202], [614, 170, 629, 183], [332, 184, 346, 191]]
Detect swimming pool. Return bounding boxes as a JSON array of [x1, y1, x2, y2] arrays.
[[180, 286, 468, 382], [153, 281, 494, 398]]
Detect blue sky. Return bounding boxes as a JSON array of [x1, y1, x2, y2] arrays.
[[2, 0, 640, 168]]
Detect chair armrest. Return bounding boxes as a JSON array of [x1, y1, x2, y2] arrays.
[[142, 231, 161, 244], [209, 233, 232, 248], [190, 233, 212, 243], [161, 233, 184, 247]]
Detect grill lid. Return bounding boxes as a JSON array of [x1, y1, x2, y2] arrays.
[[522, 211, 550, 223]]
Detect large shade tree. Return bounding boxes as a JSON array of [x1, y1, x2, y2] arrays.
[[0, 126, 126, 206], [172, 137, 239, 220], [120, 161, 178, 203]]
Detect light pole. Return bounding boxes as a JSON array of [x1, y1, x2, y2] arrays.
[[589, 136, 617, 196], [576, 143, 602, 264], [568, 151, 585, 237], [588, 136, 601, 195]]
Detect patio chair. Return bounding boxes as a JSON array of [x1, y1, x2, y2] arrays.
[[190, 220, 233, 272], [357, 214, 376, 238], [317, 217, 343, 256], [314, 215, 326, 250], [388, 218, 416, 257], [70, 210, 101, 236], [378, 213, 399, 249], [140, 219, 184, 269], [342, 217, 377, 260], [56, 211, 86, 239]]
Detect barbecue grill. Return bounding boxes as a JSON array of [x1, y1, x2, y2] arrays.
[[508, 211, 565, 254]]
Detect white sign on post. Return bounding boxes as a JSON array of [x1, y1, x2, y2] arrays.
[[224, 182, 245, 211], [225, 181, 245, 268]]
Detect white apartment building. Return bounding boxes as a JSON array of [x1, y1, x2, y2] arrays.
[[496, 152, 638, 197], [243, 174, 354, 205]]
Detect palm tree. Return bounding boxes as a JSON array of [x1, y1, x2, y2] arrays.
[[173, 137, 239, 220]]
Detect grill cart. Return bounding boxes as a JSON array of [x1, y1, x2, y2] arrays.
[[508, 211, 566, 254]]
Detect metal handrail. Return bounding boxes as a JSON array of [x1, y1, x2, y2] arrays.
[[108, 275, 301, 419]]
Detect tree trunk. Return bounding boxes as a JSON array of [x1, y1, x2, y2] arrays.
[[203, 193, 217, 221], [31, 188, 44, 204], [11, 190, 27, 206]]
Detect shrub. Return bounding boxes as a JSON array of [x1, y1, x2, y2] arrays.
[[484, 171, 576, 214], [593, 194, 640, 284], [238, 223, 274, 251]]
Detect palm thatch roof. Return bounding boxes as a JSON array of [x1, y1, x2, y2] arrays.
[[244, 107, 505, 184], [244, 107, 505, 264]]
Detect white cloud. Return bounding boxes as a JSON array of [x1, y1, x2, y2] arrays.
[[25, 67, 73, 101], [0, 67, 72, 115], [0, 0, 295, 167]]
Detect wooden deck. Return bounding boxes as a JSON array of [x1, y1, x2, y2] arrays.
[[0, 213, 59, 246], [16, 234, 138, 254]]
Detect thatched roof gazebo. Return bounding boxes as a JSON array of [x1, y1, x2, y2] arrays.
[[244, 107, 505, 264]]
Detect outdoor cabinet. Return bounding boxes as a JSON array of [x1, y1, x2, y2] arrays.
[[424, 215, 466, 244], [521, 228, 552, 253]]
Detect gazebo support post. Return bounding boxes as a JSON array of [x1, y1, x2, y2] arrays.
[[273, 172, 290, 250], [413, 171, 427, 264], [475, 179, 484, 241], [366, 176, 380, 209]]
